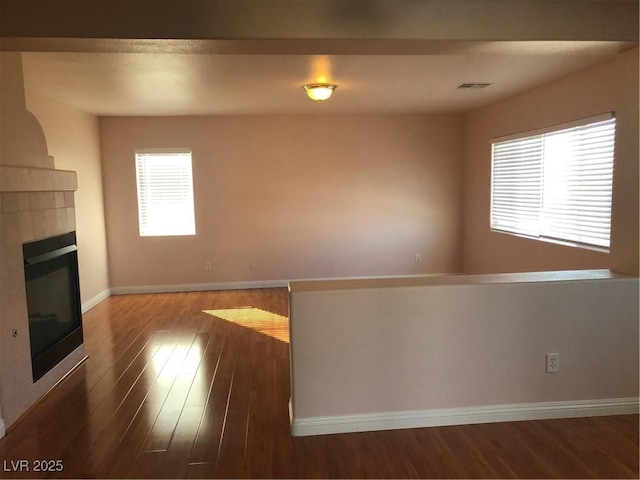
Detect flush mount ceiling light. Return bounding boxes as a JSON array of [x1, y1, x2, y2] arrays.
[[457, 82, 493, 89], [303, 83, 337, 102]]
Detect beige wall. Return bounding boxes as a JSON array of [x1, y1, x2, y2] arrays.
[[463, 49, 639, 275], [99, 114, 463, 287], [289, 272, 639, 433], [608, 50, 640, 275], [26, 90, 110, 306]]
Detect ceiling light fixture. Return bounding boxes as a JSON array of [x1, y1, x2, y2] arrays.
[[303, 83, 337, 102], [457, 83, 493, 89]]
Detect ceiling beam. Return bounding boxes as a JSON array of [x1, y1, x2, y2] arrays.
[[0, 0, 638, 54]]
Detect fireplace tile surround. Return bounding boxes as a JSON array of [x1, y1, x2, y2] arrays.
[[0, 180, 86, 430]]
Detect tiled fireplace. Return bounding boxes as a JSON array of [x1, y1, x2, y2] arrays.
[[0, 52, 87, 434]]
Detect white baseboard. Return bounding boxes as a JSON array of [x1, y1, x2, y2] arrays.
[[290, 397, 639, 437], [81, 288, 112, 313], [110, 280, 288, 295]]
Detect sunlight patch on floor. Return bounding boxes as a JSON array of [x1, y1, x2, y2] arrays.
[[203, 307, 289, 343]]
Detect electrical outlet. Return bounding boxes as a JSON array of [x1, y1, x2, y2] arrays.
[[415, 254, 422, 263], [546, 353, 559, 373], [204, 262, 212, 271]]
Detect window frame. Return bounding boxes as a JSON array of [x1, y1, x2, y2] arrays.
[[490, 113, 616, 253], [134, 148, 197, 237]]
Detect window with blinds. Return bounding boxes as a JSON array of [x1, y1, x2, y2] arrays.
[[135, 149, 196, 236], [490, 113, 615, 250]]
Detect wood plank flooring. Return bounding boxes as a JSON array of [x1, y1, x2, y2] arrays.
[[0, 288, 637, 479]]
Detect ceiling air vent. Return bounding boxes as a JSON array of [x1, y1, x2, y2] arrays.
[[457, 83, 492, 89]]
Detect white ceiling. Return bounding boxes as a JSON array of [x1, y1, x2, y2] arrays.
[[21, 43, 630, 116]]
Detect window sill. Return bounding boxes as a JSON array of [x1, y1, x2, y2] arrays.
[[491, 229, 610, 254]]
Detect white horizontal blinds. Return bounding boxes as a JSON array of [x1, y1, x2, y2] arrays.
[[490, 113, 615, 250], [491, 135, 543, 237], [541, 118, 615, 248], [135, 151, 196, 236]]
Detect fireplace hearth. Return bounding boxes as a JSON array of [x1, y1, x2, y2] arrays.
[[23, 232, 83, 382]]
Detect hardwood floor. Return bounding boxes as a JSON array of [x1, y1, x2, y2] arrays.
[[0, 289, 637, 479]]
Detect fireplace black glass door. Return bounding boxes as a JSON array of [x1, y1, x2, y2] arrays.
[[23, 232, 83, 381]]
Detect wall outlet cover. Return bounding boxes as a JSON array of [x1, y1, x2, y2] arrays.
[[546, 353, 560, 373]]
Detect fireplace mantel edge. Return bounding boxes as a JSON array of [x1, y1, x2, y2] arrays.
[[0, 165, 78, 192]]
